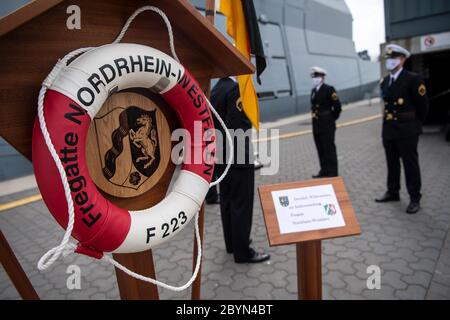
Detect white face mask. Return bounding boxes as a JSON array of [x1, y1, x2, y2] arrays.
[[385, 58, 401, 71], [312, 77, 323, 87]]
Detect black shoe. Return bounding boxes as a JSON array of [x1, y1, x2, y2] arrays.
[[234, 249, 270, 264], [312, 173, 326, 179], [375, 192, 400, 203], [406, 202, 420, 214]]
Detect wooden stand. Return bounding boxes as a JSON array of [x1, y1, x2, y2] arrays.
[[0, 231, 39, 300], [258, 177, 361, 300], [297, 241, 322, 300], [0, 0, 254, 300]]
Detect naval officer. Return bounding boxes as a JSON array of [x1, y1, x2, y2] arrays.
[[310, 67, 342, 178], [212, 77, 270, 264], [375, 44, 429, 214]]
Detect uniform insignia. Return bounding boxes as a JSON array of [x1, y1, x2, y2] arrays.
[[331, 92, 339, 101], [398, 98, 404, 105], [387, 47, 393, 55], [418, 84, 427, 96], [236, 97, 243, 112], [386, 113, 394, 121]]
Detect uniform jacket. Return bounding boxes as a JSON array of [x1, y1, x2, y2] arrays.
[[211, 78, 254, 167], [310, 83, 342, 134], [380, 69, 429, 140]]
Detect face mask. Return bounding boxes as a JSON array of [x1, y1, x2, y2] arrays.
[[385, 58, 401, 71], [312, 77, 323, 87]]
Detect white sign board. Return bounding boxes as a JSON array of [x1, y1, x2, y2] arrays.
[[421, 32, 450, 52], [271, 184, 346, 234]]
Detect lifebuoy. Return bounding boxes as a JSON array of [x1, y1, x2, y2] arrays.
[[32, 43, 216, 257]]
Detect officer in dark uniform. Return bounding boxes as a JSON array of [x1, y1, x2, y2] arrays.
[[212, 77, 270, 264], [375, 44, 429, 214], [310, 67, 342, 178]]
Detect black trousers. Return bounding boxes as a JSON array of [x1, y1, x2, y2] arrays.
[[216, 164, 254, 259], [383, 136, 422, 202], [313, 129, 338, 176]]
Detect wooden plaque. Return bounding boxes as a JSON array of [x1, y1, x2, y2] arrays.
[[258, 177, 361, 246], [86, 91, 171, 198]]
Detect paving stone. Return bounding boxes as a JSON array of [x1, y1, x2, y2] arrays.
[[409, 258, 437, 273], [1, 103, 450, 300], [426, 282, 450, 300], [324, 271, 346, 289], [402, 270, 432, 289], [260, 270, 288, 288], [382, 271, 408, 290], [380, 259, 414, 276], [327, 259, 357, 275], [362, 284, 397, 300], [343, 275, 368, 294], [242, 283, 273, 300], [395, 285, 427, 300]]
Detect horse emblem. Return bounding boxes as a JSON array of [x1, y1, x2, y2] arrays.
[[99, 106, 161, 190], [129, 114, 158, 169]]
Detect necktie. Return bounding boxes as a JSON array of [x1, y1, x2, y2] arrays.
[[389, 76, 394, 87]]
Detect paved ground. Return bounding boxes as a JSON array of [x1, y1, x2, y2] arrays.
[[1, 100, 450, 300]]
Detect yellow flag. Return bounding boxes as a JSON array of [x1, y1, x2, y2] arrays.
[[220, 0, 260, 130]]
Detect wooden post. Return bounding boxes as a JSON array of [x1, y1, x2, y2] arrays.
[[191, 0, 216, 301], [297, 240, 322, 300], [113, 250, 159, 300], [205, 0, 216, 21], [0, 231, 39, 300], [191, 204, 205, 300]]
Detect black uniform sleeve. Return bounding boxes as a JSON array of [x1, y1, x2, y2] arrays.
[[225, 84, 251, 130], [329, 86, 342, 120], [410, 75, 429, 123]]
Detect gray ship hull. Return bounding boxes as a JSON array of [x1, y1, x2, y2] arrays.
[[192, 0, 381, 121]]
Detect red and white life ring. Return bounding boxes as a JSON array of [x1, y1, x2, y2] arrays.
[[32, 43, 216, 257]]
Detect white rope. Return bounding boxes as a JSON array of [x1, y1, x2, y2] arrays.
[[37, 47, 93, 271], [208, 99, 234, 187], [113, 6, 180, 63], [103, 212, 202, 292], [36, 6, 233, 292]]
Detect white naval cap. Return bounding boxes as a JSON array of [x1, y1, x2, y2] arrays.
[[310, 66, 327, 76], [385, 44, 411, 58]]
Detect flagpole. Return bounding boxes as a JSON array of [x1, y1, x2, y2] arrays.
[[205, 0, 216, 23], [191, 0, 216, 301]]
